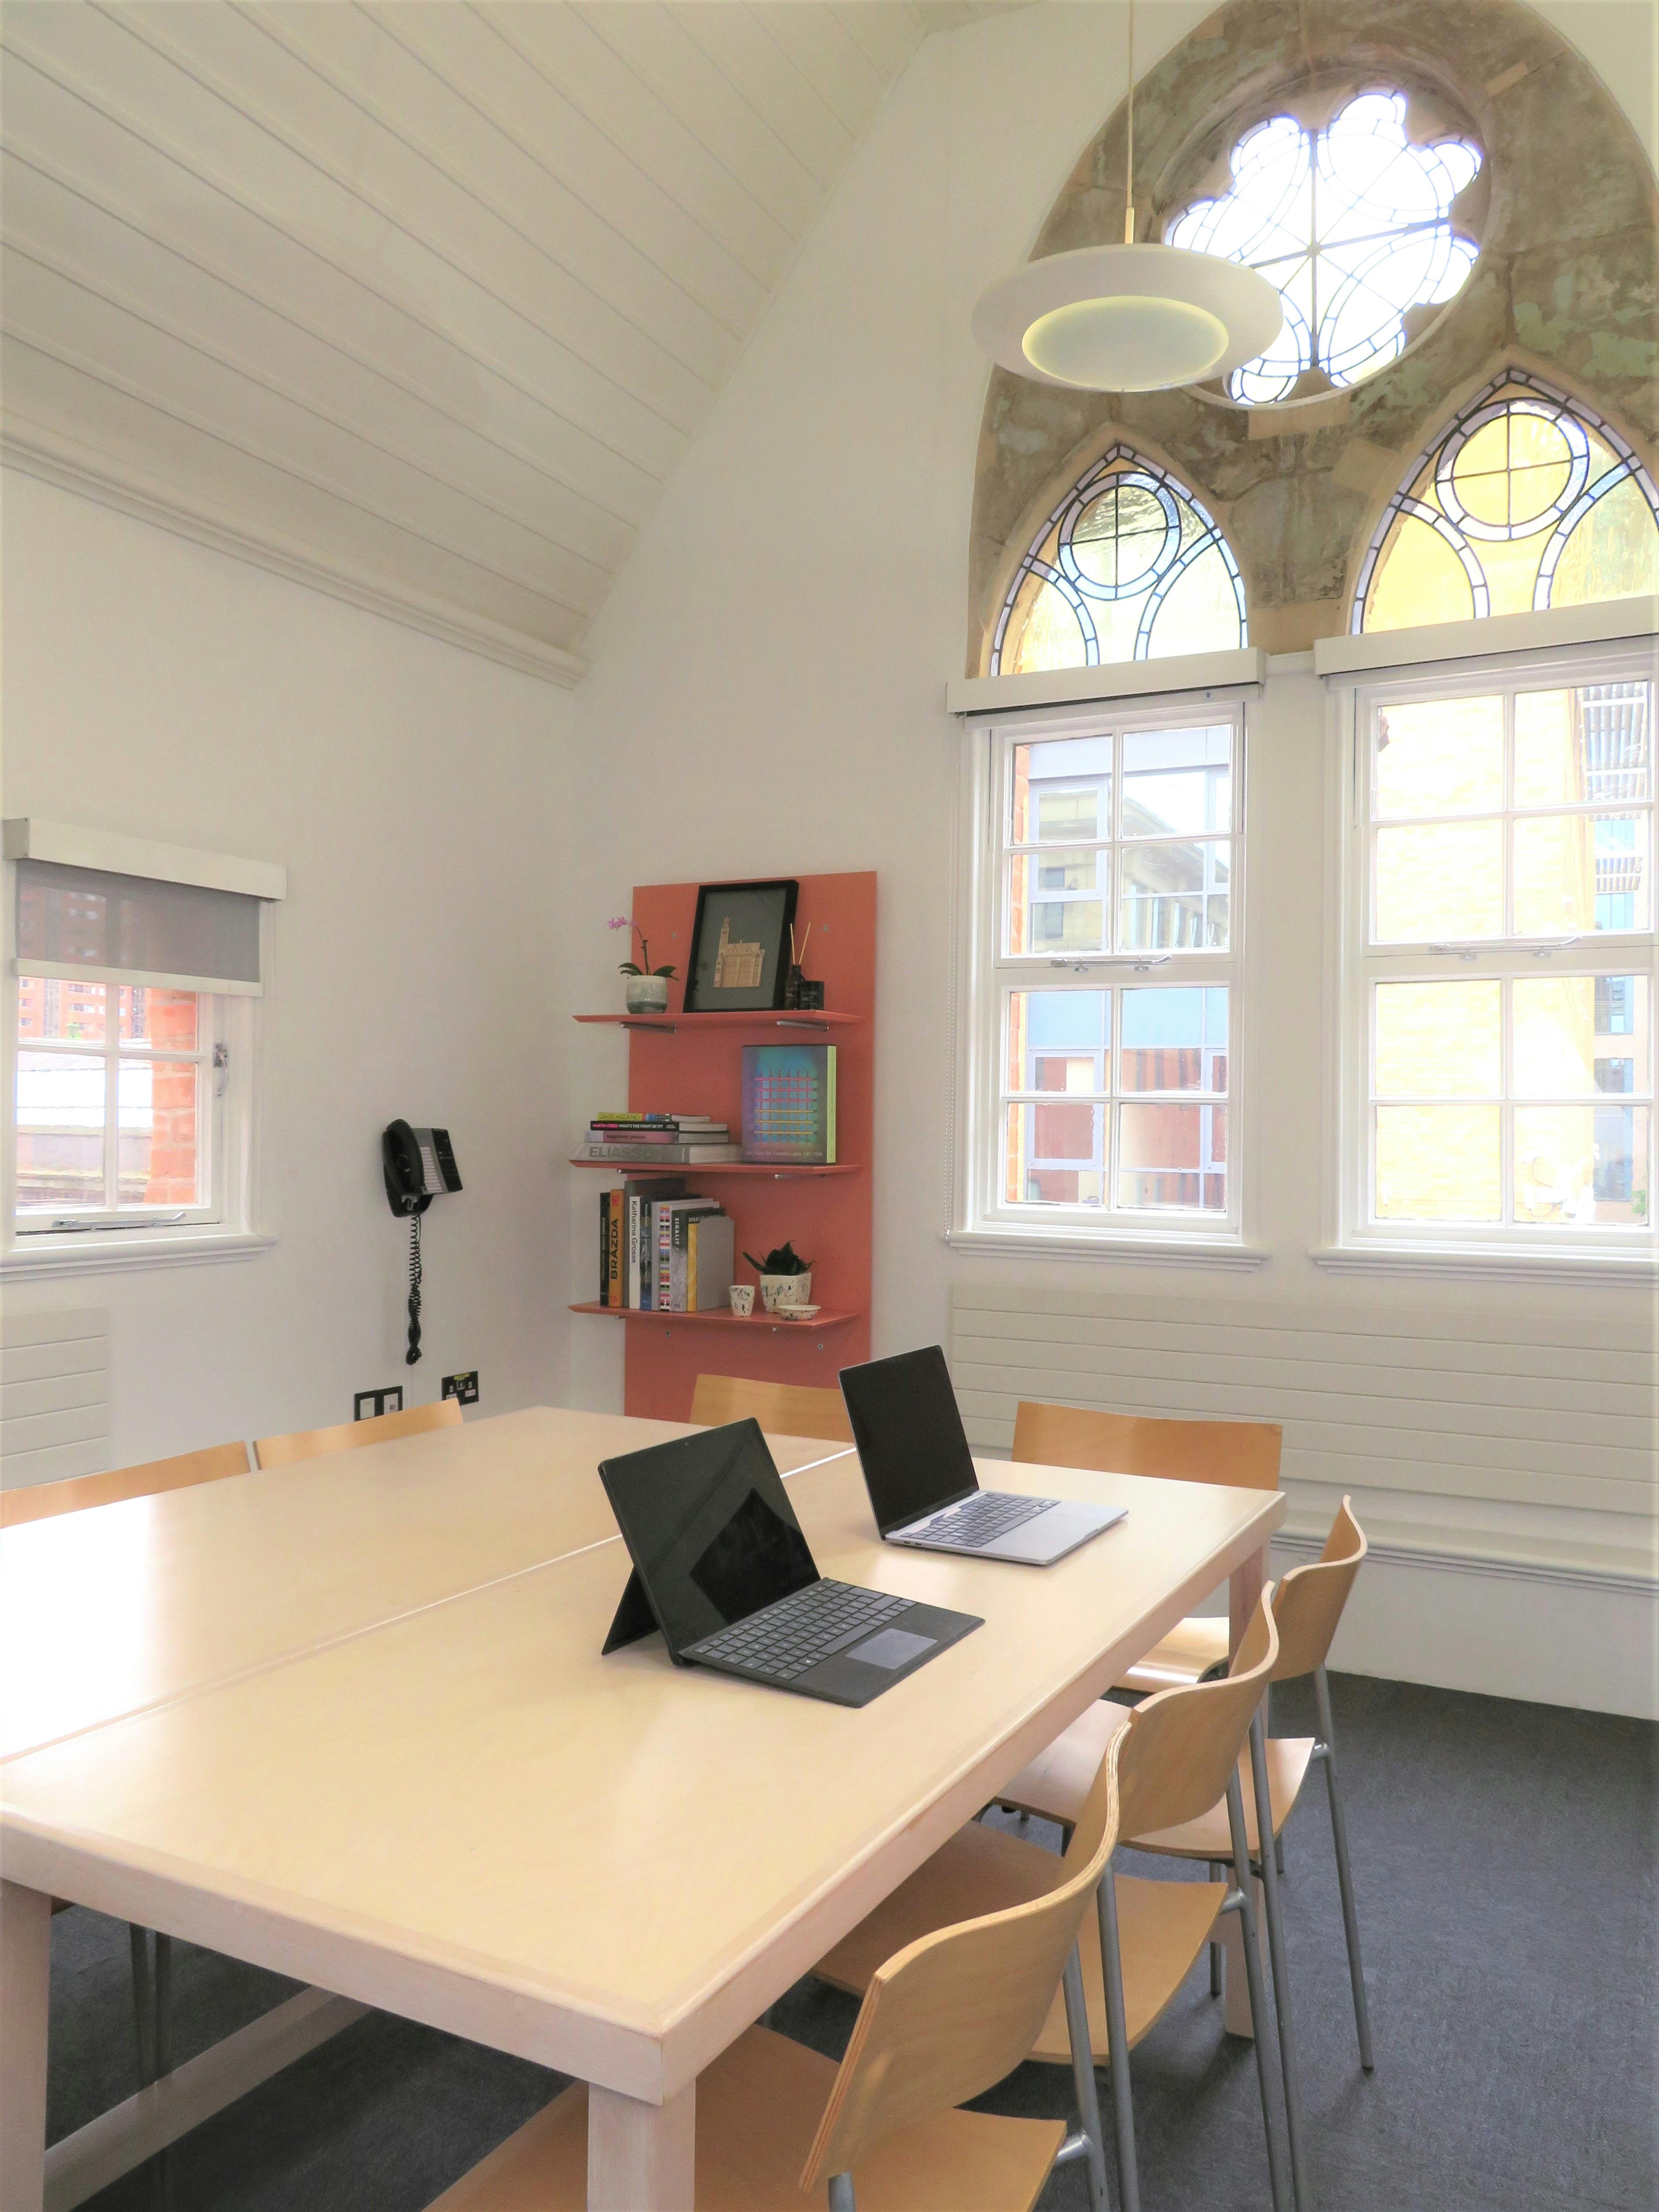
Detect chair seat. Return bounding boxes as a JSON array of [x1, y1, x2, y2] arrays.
[[815, 1820, 1225, 2064], [428, 2023, 1065, 2212], [1131, 1737, 1316, 1861], [1118, 1613, 1230, 1694], [997, 1699, 1132, 1829]]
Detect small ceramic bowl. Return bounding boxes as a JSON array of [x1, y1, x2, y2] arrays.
[[775, 1303, 821, 1322]]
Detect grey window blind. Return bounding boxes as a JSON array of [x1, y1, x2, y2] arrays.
[[15, 860, 262, 994]]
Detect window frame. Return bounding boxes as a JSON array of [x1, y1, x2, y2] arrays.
[[1326, 635, 1658, 1274], [0, 894, 269, 1278], [950, 691, 1264, 1264]]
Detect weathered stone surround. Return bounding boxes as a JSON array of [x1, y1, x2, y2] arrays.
[[968, 0, 1659, 668]]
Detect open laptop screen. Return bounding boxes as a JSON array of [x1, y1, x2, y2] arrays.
[[598, 1420, 818, 1654], [839, 1346, 979, 1536]]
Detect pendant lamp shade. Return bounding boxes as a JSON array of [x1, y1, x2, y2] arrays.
[[972, 243, 1284, 393]]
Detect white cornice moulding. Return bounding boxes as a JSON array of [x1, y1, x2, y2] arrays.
[[4, 820, 287, 901], [0, 417, 588, 692], [946, 646, 1266, 717], [1313, 596, 1659, 678]]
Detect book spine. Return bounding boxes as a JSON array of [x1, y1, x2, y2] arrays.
[[670, 1212, 688, 1312], [581, 1143, 741, 1163], [826, 1043, 837, 1166], [599, 1190, 611, 1306], [626, 1193, 641, 1309], [687, 1217, 698, 1312]]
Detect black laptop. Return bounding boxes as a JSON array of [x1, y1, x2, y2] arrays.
[[840, 1346, 1124, 1565], [597, 1419, 981, 1707]]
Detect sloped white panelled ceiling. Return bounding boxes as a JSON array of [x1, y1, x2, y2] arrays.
[[0, 2, 1021, 683]]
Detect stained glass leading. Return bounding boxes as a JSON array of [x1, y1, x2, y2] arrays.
[[1166, 93, 1481, 404], [991, 447, 1245, 674], [1354, 372, 1659, 633]]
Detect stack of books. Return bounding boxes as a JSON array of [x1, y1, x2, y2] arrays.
[[579, 1111, 740, 1164], [598, 1182, 736, 1311]]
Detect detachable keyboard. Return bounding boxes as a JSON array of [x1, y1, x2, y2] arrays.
[[686, 1579, 907, 1683], [904, 1491, 1057, 1545]]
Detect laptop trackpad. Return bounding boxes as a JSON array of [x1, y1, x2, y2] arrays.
[[849, 1627, 936, 1670]]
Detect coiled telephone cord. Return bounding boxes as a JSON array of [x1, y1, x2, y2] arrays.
[[405, 1210, 424, 1366]]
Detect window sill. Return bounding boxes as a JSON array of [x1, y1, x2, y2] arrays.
[[1311, 1241, 1657, 1287], [945, 1226, 1270, 1271], [0, 1230, 276, 1280]]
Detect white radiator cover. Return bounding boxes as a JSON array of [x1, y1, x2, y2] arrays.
[[949, 1283, 1658, 1715], [0, 1307, 110, 1489]]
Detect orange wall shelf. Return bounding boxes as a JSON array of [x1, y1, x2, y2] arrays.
[[572, 872, 875, 1422]]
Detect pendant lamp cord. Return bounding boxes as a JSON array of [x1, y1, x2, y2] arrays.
[[1124, 0, 1135, 244]]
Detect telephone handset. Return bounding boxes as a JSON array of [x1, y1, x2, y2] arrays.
[[381, 1123, 462, 1365]]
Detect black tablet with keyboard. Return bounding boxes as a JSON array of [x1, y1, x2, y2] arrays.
[[597, 1419, 981, 1707]]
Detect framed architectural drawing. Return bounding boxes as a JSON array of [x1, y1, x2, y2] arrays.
[[683, 880, 799, 1012]]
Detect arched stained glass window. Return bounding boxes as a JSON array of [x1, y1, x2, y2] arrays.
[[1353, 372, 1659, 633], [1166, 92, 1481, 405], [991, 447, 1246, 674]]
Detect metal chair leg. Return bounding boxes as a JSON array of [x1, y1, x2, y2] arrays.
[[1061, 1941, 1109, 2212], [1208, 1864, 1225, 1995], [828, 2174, 856, 2211], [153, 1932, 176, 2207], [1315, 1666, 1374, 2071], [1225, 1775, 1291, 2212], [1250, 1713, 1312, 2210], [1095, 1871, 1140, 2212]]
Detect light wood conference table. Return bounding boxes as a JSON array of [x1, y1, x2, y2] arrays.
[[1, 1413, 1281, 2211], [0, 1408, 847, 1765]]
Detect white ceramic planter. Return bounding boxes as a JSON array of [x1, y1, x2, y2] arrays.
[[759, 1269, 812, 1312], [624, 975, 671, 1014]]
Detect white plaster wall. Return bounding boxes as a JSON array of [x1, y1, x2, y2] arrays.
[[0, 471, 572, 1466], [561, 3, 1659, 1712]]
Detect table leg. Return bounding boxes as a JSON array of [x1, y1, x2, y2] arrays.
[[1230, 1541, 1267, 1661], [588, 2079, 695, 2211], [0, 1880, 51, 2212]]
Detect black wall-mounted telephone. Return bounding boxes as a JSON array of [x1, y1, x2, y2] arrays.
[[381, 1122, 462, 1365]]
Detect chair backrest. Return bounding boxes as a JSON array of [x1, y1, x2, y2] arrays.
[[1078, 1586, 1279, 1844], [1011, 1402, 1281, 1491], [688, 1373, 854, 1443], [0, 1442, 251, 1529], [1268, 1497, 1367, 1682], [801, 1726, 1124, 2190], [254, 1397, 461, 1469]]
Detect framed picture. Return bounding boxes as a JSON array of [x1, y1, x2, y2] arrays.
[[683, 879, 799, 1013]]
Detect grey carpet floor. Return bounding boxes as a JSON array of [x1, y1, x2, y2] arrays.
[[50, 1674, 1656, 2212]]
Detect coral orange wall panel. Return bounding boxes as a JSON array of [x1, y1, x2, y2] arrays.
[[600, 873, 874, 1423]]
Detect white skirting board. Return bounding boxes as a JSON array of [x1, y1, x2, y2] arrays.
[[1272, 1537, 1659, 1722]]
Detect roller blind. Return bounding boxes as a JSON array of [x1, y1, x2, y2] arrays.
[[14, 859, 263, 994]]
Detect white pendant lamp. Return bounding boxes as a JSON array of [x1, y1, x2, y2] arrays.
[[973, 4, 1282, 393]]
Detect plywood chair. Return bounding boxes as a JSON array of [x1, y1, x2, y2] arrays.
[[0, 1441, 250, 1529], [690, 1372, 855, 1444], [814, 1592, 1293, 2212], [430, 1730, 1124, 2212], [1011, 1401, 1282, 1695], [1, 1439, 251, 2117], [1129, 1500, 1374, 2075], [253, 1395, 461, 1469]]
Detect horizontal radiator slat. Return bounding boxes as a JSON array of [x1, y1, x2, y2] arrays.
[[950, 1287, 1659, 1527]]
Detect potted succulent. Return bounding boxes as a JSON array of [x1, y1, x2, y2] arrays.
[[609, 915, 677, 1014], [744, 1240, 814, 1313]]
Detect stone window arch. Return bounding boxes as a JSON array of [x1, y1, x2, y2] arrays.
[[968, 0, 1658, 669], [991, 444, 1246, 674]]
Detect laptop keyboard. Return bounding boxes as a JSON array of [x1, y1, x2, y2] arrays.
[[909, 1491, 1057, 1545], [687, 1579, 907, 1682]]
